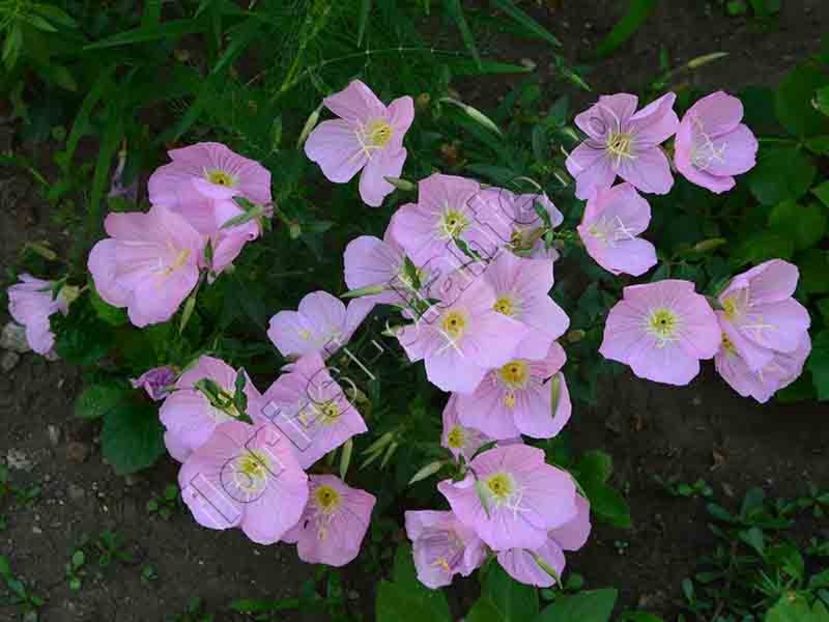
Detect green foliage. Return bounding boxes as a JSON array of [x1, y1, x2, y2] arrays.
[[678, 486, 829, 620], [593, 0, 657, 58], [536, 589, 618, 622], [571, 451, 632, 529], [101, 401, 165, 475], [376, 544, 451, 622]]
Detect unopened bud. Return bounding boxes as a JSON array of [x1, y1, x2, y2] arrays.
[[383, 176, 416, 192], [415, 93, 431, 110], [296, 104, 322, 148], [686, 52, 728, 70], [565, 329, 585, 343]]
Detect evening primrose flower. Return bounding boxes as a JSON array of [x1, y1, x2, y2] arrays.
[[159, 356, 261, 462], [267, 291, 372, 359], [304, 80, 414, 207], [396, 275, 527, 393], [715, 332, 811, 404], [178, 420, 308, 545], [576, 182, 657, 277], [674, 91, 758, 193], [599, 280, 720, 386], [716, 259, 810, 372], [255, 353, 367, 469], [437, 444, 578, 551], [7, 274, 71, 355], [283, 475, 375, 567], [87, 205, 204, 327], [496, 494, 591, 587], [440, 394, 492, 461], [404, 510, 487, 589], [455, 342, 571, 440], [566, 93, 678, 199]]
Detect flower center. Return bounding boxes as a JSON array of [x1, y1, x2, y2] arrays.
[[485, 472, 514, 502], [446, 425, 466, 449], [721, 296, 740, 321], [493, 295, 515, 316], [206, 169, 236, 187], [440, 209, 469, 238], [498, 360, 528, 389], [316, 400, 341, 424], [235, 451, 270, 489], [647, 307, 679, 345], [365, 119, 393, 148], [606, 131, 633, 161], [721, 334, 736, 354], [313, 484, 341, 513], [440, 310, 467, 340]]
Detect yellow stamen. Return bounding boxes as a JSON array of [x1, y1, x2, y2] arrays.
[[206, 169, 236, 187], [365, 119, 393, 147], [493, 295, 515, 316], [446, 425, 466, 449], [440, 209, 469, 238], [647, 308, 679, 345], [441, 310, 467, 340], [313, 484, 341, 513], [606, 131, 633, 162], [498, 360, 528, 389], [485, 472, 514, 502]]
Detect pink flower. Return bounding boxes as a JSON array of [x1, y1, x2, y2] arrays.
[[267, 291, 372, 359], [130, 366, 177, 401], [497, 494, 591, 587], [566, 93, 678, 199], [388, 173, 512, 269], [148, 142, 271, 273], [715, 332, 811, 404], [304, 80, 414, 207], [437, 444, 577, 551], [7, 275, 70, 355], [441, 394, 493, 461], [87, 205, 204, 327], [576, 183, 657, 276], [159, 356, 261, 462], [396, 273, 527, 393], [404, 510, 487, 589], [716, 260, 810, 372], [178, 420, 308, 545], [674, 91, 758, 194], [283, 474, 375, 567], [600, 280, 720, 386], [343, 230, 426, 308], [478, 188, 564, 260], [255, 353, 367, 469], [456, 343, 571, 440], [482, 251, 569, 360]]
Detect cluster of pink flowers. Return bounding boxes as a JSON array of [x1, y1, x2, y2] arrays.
[[88, 143, 272, 327], [569, 90, 757, 278], [157, 353, 375, 564], [5, 75, 812, 591]]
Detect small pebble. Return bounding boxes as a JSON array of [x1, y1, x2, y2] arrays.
[[0, 322, 29, 353], [47, 425, 61, 447], [6, 449, 33, 471], [0, 350, 20, 372]]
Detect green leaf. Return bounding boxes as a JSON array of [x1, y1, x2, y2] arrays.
[[748, 146, 816, 206], [812, 181, 829, 207], [799, 249, 829, 294], [817, 86, 829, 116], [75, 383, 129, 420], [572, 451, 631, 528], [775, 63, 829, 137], [467, 564, 538, 622], [491, 0, 560, 47], [620, 613, 664, 622], [374, 544, 451, 622], [84, 19, 207, 50], [594, 0, 657, 58], [32, 4, 78, 28], [765, 593, 828, 622], [356, 0, 371, 46], [89, 287, 128, 326], [768, 201, 827, 250], [2, 24, 22, 70], [536, 589, 618, 622], [444, 0, 481, 68], [101, 402, 165, 475], [807, 330, 829, 401]]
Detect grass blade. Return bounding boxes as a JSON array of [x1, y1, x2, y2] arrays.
[[491, 0, 560, 47], [594, 0, 657, 58], [357, 0, 371, 46], [84, 19, 206, 50], [444, 0, 481, 68]]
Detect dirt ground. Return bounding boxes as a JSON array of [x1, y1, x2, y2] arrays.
[[1, 1, 827, 620]]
